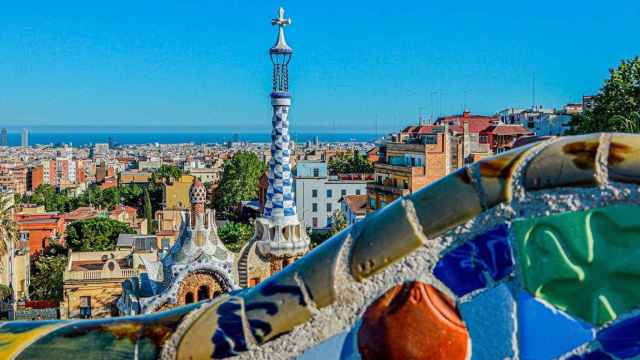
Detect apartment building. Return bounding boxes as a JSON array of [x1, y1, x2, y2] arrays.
[[294, 160, 371, 230]]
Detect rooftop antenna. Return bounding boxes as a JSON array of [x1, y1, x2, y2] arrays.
[[532, 72, 536, 110], [430, 91, 438, 121], [418, 107, 424, 126], [463, 90, 470, 113], [439, 89, 443, 120]]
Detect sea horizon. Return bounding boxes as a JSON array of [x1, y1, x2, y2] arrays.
[[0, 131, 382, 146]]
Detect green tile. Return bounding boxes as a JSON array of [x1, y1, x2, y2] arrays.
[[514, 204, 640, 326]]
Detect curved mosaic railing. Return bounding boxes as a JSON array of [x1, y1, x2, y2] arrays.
[[3, 133, 640, 359]]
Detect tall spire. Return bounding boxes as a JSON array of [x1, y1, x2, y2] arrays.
[[255, 8, 308, 260], [263, 7, 297, 225]]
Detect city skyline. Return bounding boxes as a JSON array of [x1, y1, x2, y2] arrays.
[[0, 1, 638, 132]]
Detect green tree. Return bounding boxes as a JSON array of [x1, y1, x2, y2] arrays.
[[307, 210, 349, 249], [214, 152, 266, 217], [144, 189, 154, 234], [330, 210, 348, 234], [154, 165, 183, 185], [0, 284, 11, 301], [571, 56, 640, 134], [30, 255, 67, 301], [29, 185, 73, 212], [29, 243, 68, 301], [328, 152, 373, 175], [218, 221, 254, 252], [66, 218, 135, 251]]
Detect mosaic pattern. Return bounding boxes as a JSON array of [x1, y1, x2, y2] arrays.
[[5, 133, 640, 359], [433, 224, 513, 296], [514, 204, 640, 326], [263, 98, 297, 219]]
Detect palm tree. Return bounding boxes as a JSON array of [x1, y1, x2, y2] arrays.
[[0, 195, 18, 307], [0, 195, 18, 258]]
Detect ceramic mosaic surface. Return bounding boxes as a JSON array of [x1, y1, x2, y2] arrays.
[[5, 133, 640, 359]]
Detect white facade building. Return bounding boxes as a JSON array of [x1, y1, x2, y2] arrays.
[[499, 107, 573, 136], [294, 160, 370, 230]]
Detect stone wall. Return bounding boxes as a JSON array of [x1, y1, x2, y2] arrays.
[[176, 272, 224, 306]]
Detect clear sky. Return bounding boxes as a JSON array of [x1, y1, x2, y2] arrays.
[[0, 1, 638, 133]]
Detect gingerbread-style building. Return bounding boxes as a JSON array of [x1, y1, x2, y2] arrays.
[[117, 179, 236, 314]]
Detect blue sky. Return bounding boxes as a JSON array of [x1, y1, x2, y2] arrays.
[[0, 1, 638, 133]]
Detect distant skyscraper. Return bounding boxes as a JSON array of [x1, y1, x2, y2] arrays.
[[92, 143, 109, 159], [1, 128, 7, 146], [21, 128, 29, 147]]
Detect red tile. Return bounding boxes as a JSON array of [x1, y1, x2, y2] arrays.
[[358, 281, 469, 360]]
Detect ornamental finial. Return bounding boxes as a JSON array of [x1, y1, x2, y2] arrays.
[[272, 7, 291, 27], [270, 7, 293, 55]]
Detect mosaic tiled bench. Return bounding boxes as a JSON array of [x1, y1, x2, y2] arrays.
[[4, 133, 640, 359]]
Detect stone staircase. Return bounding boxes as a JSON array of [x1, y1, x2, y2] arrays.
[[237, 243, 251, 288]]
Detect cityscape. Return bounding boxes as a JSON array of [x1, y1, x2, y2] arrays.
[[0, 3, 639, 360]]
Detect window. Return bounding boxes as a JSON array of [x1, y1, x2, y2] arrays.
[[312, 203, 318, 212], [326, 189, 333, 198], [341, 189, 347, 196], [161, 238, 170, 249], [312, 217, 318, 227], [479, 135, 489, 143], [80, 296, 92, 319], [423, 135, 437, 144], [312, 189, 318, 198], [369, 198, 376, 209], [355, 189, 361, 195], [326, 203, 332, 212], [313, 168, 320, 177], [20, 232, 29, 242], [197, 285, 210, 301], [327, 216, 332, 226], [185, 292, 195, 304]]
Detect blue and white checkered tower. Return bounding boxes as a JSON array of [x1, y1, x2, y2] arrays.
[[256, 8, 309, 261], [263, 7, 295, 221]]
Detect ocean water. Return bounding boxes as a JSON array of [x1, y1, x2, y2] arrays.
[[2, 132, 379, 146]]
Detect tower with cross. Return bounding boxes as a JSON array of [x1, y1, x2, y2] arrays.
[[247, 7, 309, 279]]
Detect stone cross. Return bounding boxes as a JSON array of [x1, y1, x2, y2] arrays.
[[271, 7, 291, 27]]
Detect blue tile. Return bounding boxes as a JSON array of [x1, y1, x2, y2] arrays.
[[300, 331, 350, 360], [339, 320, 362, 360], [598, 314, 640, 359], [433, 224, 513, 296], [459, 283, 515, 360], [567, 350, 613, 360], [517, 291, 594, 360]]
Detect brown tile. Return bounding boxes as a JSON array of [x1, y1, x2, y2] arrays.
[[523, 134, 601, 190], [473, 143, 538, 207], [411, 168, 483, 238], [608, 133, 640, 184]]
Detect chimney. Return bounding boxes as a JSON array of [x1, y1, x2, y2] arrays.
[[463, 121, 471, 160], [463, 110, 471, 118]]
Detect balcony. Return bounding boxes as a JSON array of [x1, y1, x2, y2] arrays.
[[375, 163, 425, 176], [367, 182, 410, 196], [63, 268, 138, 282]]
